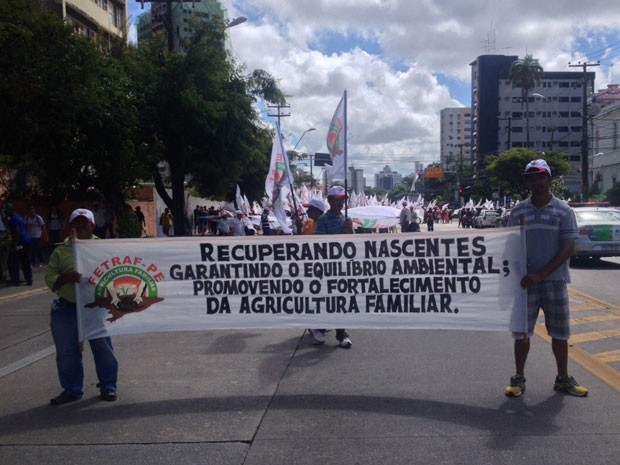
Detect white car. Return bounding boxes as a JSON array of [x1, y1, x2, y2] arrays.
[[572, 208, 620, 262], [473, 210, 499, 228]]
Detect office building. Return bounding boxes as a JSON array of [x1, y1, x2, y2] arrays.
[[375, 165, 403, 191], [471, 54, 595, 193], [470, 55, 518, 176], [440, 107, 472, 171], [591, 100, 620, 193]]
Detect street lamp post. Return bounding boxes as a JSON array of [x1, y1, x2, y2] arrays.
[[292, 127, 316, 151], [226, 16, 247, 29], [292, 128, 316, 186]]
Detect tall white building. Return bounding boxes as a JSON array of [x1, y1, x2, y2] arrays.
[[137, 0, 226, 52], [348, 166, 366, 194], [497, 72, 593, 193], [440, 108, 472, 171], [591, 100, 620, 193]]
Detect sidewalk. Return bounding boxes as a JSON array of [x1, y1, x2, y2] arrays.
[[1, 240, 619, 464]]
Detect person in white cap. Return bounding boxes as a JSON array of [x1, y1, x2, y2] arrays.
[[301, 199, 327, 235], [45, 208, 119, 405], [504, 159, 587, 398], [313, 185, 353, 348]]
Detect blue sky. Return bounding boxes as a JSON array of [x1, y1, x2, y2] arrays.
[[128, 1, 620, 185]]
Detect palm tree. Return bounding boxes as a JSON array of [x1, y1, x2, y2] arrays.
[[509, 55, 544, 148]]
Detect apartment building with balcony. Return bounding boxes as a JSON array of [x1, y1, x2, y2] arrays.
[[47, 0, 127, 46]]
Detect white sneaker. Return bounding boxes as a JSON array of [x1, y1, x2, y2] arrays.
[[309, 329, 325, 345], [339, 337, 352, 349]]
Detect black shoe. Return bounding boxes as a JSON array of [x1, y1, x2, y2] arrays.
[[26, 281, 33, 286], [50, 391, 80, 406], [100, 389, 117, 402]]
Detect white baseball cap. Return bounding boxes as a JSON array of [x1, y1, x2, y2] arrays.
[[523, 159, 551, 176], [309, 198, 327, 211], [69, 208, 95, 224], [327, 185, 346, 198]]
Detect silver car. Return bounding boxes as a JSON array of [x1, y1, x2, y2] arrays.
[[572, 208, 620, 262]]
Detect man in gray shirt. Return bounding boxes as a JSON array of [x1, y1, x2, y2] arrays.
[[505, 159, 587, 398]]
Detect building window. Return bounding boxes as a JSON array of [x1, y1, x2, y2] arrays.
[[559, 82, 569, 88]]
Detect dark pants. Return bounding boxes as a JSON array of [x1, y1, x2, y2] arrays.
[[30, 237, 45, 265], [50, 299, 118, 397], [8, 243, 32, 284]]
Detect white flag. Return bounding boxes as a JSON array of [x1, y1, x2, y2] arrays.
[[264, 125, 294, 234]]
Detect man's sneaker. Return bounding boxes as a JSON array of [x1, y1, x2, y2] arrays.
[[308, 329, 325, 345], [505, 374, 526, 397], [554, 375, 588, 397], [338, 337, 353, 349]]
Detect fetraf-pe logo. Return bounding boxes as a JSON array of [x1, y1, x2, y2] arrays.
[[86, 255, 165, 322]]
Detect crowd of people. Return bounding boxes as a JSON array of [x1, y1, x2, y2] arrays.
[[0, 203, 59, 285]]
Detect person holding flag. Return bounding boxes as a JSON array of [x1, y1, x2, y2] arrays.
[[264, 124, 297, 234], [311, 185, 353, 348]]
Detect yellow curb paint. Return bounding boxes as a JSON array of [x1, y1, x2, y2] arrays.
[[0, 287, 48, 301], [534, 288, 620, 393], [594, 350, 620, 364], [568, 288, 620, 316], [569, 328, 620, 344], [571, 315, 620, 325]]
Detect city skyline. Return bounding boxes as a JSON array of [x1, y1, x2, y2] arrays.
[[128, 1, 620, 182]]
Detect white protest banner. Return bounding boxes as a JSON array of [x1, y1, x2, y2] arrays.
[[74, 228, 527, 341]]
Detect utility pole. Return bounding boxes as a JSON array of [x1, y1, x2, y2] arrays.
[[569, 61, 599, 201], [267, 103, 291, 127]]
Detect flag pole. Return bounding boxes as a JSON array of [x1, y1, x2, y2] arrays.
[[344, 90, 348, 217], [277, 122, 302, 233]]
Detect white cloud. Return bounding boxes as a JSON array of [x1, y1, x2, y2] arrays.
[[131, 0, 620, 185]]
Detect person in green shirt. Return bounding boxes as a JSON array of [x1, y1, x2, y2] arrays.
[[45, 208, 118, 405]]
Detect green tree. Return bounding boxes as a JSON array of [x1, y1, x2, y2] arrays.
[[509, 55, 544, 148], [605, 183, 620, 206], [132, 20, 285, 235], [483, 148, 572, 200], [0, 0, 145, 208]]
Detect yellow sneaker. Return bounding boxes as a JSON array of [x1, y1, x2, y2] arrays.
[[505, 374, 526, 397], [554, 375, 588, 397]]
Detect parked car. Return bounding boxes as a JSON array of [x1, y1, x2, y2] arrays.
[[572, 209, 620, 263], [473, 210, 499, 228]]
